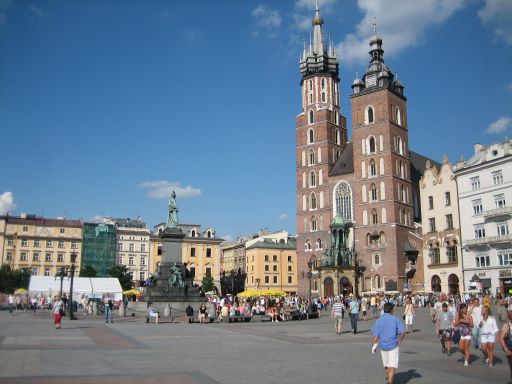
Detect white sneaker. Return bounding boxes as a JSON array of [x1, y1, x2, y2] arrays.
[[464, 361, 469, 367]]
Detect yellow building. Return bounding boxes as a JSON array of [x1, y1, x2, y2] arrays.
[[245, 231, 297, 294], [152, 223, 223, 289], [0, 215, 83, 276], [221, 236, 252, 274]]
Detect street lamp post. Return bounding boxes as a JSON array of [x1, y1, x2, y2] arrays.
[[307, 260, 313, 304], [55, 266, 67, 299], [68, 252, 78, 320]]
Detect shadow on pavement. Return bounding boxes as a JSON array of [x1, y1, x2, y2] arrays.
[[395, 369, 421, 383]]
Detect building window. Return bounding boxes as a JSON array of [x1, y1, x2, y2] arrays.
[[470, 176, 480, 190], [265, 276, 269, 284], [310, 171, 316, 187], [309, 148, 315, 165], [46, 240, 53, 248], [273, 276, 278, 284], [21, 239, 28, 247], [207, 230, 212, 238], [128, 271, 134, 280], [445, 192, 451, 206], [71, 241, 77, 249], [57, 254, 64, 262], [447, 245, 458, 263], [191, 229, 196, 237], [7, 239, 13, 246], [446, 214, 453, 230], [60, 228, 65, 234], [129, 243, 134, 251], [6, 252, 12, 261], [140, 272, 146, 281], [288, 276, 293, 284], [273, 255, 278, 262], [34, 239, 40, 247], [474, 224, 486, 239], [373, 254, 381, 266], [31, 267, 38, 276], [191, 247, 196, 257], [429, 218, 436, 233], [23, 226, 28, 232], [495, 194, 506, 208], [273, 265, 278, 272], [58, 241, 65, 249], [428, 196, 434, 210], [372, 209, 378, 225], [370, 184, 378, 201], [206, 248, 212, 258], [265, 255, 269, 262], [190, 267, 196, 278], [265, 265, 269, 272], [288, 265, 292, 272], [311, 217, 317, 231], [366, 106, 375, 124], [429, 244, 440, 264], [472, 199, 483, 215], [498, 252, 512, 266], [497, 222, 510, 236], [335, 182, 352, 220], [368, 137, 376, 153], [475, 254, 490, 267], [141, 244, 146, 252], [288, 256, 292, 262], [369, 160, 377, 176], [44, 268, 51, 277], [140, 257, 146, 266], [33, 253, 40, 262], [118, 243, 123, 251], [311, 193, 317, 209], [129, 256, 134, 266], [45, 253, 52, 262], [492, 170, 503, 185], [309, 110, 314, 125], [117, 256, 123, 264]]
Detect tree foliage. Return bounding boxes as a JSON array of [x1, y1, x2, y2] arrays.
[[79, 265, 97, 277], [0, 264, 31, 294], [201, 271, 215, 293], [108, 265, 132, 291]]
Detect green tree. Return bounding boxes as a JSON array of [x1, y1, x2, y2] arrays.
[[201, 271, 215, 293], [79, 265, 97, 277], [0, 264, 31, 294], [108, 265, 132, 291]]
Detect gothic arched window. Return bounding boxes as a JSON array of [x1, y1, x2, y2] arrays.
[[372, 209, 378, 225], [366, 106, 375, 124], [334, 181, 352, 220], [309, 148, 315, 165], [308, 128, 314, 144], [369, 159, 377, 176], [310, 193, 317, 210], [309, 110, 314, 125], [371, 184, 378, 201], [310, 171, 316, 187], [369, 137, 376, 153]]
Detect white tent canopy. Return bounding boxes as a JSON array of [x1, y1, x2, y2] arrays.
[[29, 276, 122, 301]]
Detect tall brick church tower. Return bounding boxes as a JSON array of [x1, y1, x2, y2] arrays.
[[350, 23, 418, 292], [295, 2, 347, 296]]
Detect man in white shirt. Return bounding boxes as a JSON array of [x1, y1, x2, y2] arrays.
[[469, 297, 483, 350]]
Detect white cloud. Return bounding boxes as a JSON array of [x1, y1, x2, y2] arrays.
[[28, 4, 49, 21], [337, 0, 468, 64], [278, 213, 289, 220], [140, 180, 202, 199], [251, 5, 282, 38], [486, 116, 512, 135], [222, 235, 233, 243], [0, 191, 16, 215], [478, 0, 512, 46], [0, 0, 11, 24]]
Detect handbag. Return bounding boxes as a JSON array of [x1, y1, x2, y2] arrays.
[[452, 329, 461, 344], [59, 308, 65, 316], [402, 315, 406, 320]]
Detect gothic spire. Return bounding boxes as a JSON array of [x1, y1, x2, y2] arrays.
[[312, 0, 325, 55]]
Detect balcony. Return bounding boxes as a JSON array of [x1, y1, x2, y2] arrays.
[[484, 206, 512, 220], [464, 233, 512, 247]]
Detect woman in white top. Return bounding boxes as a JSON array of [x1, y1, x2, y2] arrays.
[[479, 306, 499, 367], [52, 296, 64, 329], [404, 298, 415, 334]]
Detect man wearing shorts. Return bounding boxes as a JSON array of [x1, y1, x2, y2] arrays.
[[331, 296, 344, 335], [436, 302, 454, 355], [371, 303, 406, 384]]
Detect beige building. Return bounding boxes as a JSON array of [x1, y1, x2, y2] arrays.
[[221, 235, 253, 274], [153, 223, 223, 289], [0, 215, 83, 276], [114, 218, 150, 284], [420, 156, 462, 294], [244, 231, 298, 294]]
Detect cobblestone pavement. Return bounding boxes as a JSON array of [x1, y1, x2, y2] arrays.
[[0, 307, 508, 384]]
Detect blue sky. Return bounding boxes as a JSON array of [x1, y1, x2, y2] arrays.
[[1, 0, 511, 241]]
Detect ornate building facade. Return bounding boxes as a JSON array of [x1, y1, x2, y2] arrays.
[[296, 4, 427, 297]]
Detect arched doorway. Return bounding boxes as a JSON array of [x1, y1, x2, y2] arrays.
[[448, 274, 459, 295], [339, 276, 352, 296], [431, 275, 441, 293], [323, 277, 334, 297]]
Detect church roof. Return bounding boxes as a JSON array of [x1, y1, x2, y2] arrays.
[[329, 142, 354, 177], [410, 150, 440, 183]]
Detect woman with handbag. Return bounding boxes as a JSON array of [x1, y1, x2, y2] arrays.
[[52, 296, 64, 329], [454, 303, 474, 367]]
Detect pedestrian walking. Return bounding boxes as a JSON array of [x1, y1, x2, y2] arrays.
[[454, 303, 474, 367], [479, 306, 498, 367], [361, 296, 368, 321], [498, 307, 512, 381], [436, 302, 454, 355], [371, 302, 406, 384], [104, 294, 113, 323], [8, 294, 14, 313], [403, 298, 415, 334], [349, 296, 360, 334], [468, 297, 482, 350], [331, 296, 344, 335], [52, 296, 64, 329]]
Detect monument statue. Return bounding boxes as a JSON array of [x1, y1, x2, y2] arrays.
[[166, 191, 180, 229]]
